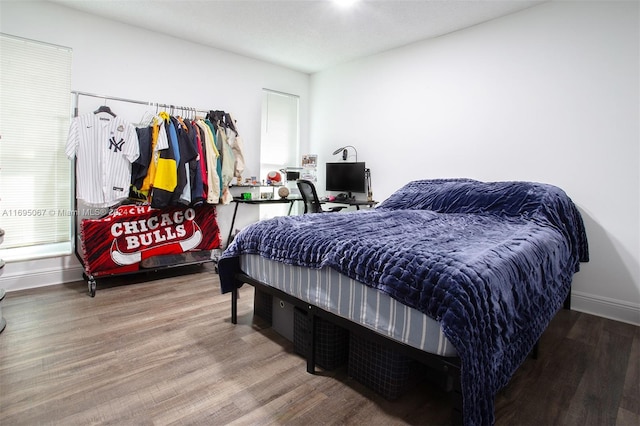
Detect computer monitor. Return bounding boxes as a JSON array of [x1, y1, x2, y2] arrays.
[[325, 162, 366, 196]]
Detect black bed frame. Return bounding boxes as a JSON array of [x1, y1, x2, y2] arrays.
[[228, 272, 570, 425], [230, 272, 464, 424]]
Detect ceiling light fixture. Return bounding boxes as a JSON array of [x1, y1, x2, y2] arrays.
[[332, 0, 360, 8]]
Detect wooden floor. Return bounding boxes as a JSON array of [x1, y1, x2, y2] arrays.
[[0, 264, 638, 425]]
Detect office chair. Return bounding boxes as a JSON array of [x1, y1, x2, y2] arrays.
[[296, 179, 346, 214]]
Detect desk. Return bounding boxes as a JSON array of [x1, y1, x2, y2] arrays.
[[348, 200, 378, 210], [227, 197, 300, 246], [325, 199, 379, 210], [226, 197, 377, 246]]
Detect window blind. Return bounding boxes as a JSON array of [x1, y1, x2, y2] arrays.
[[0, 34, 73, 258], [260, 89, 300, 219]]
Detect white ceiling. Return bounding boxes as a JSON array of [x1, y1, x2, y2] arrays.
[[49, 0, 547, 74]]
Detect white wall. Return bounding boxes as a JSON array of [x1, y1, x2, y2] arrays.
[[1, 1, 638, 326], [310, 1, 639, 324], [0, 1, 310, 291]]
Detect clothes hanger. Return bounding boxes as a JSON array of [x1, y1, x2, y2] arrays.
[[94, 100, 116, 117], [138, 109, 155, 127]]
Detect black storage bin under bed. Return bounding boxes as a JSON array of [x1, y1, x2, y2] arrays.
[[348, 332, 417, 400], [293, 307, 349, 371]]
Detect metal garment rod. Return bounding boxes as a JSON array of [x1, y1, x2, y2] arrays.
[[71, 90, 209, 117]]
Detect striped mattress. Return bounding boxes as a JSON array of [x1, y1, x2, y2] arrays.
[[240, 254, 457, 357]]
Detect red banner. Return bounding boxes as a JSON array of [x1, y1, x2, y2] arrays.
[[81, 204, 220, 276]]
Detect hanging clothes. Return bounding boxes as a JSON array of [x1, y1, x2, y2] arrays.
[[66, 110, 139, 207], [169, 116, 198, 206], [183, 119, 205, 206], [129, 126, 152, 202], [195, 119, 221, 204], [76, 107, 242, 209], [150, 113, 179, 209], [192, 120, 209, 202], [227, 113, 246, 180], [203, 118, 223, 198], [139, 117, 169, 196], [217, 124, 236, 205]]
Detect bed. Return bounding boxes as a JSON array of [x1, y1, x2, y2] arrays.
[[217, 178, 589, 425]]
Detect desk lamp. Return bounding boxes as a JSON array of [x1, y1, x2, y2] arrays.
[[332, 145, 358, 161]]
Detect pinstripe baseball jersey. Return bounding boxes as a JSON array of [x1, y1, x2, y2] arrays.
[[66, 112, 140, 207]]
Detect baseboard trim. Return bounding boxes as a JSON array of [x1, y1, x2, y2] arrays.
[[571, 290, 640, 326], [0, 258, 84, 292]]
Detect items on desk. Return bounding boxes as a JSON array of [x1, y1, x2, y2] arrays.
[[266, 170, 282, 185], [278, 186, 290, 199], [280, 167, 301, 181], [260, 192, 274, 200], [334, 193, 354, 202]]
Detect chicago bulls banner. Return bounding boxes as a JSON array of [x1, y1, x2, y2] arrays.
[[81, 204, 220, 277]]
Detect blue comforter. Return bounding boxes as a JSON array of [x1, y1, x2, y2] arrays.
[[218, 179, 589, 425]]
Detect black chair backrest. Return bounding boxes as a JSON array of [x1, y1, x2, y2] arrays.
[[296, 179, 322, 213]]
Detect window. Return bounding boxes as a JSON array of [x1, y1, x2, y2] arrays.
[[260, 89, 300, 219], [0, 34, 73, 260]]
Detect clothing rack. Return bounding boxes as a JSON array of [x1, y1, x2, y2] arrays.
[[71, 90, 222, 297], [71, 90, 210, 118]]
